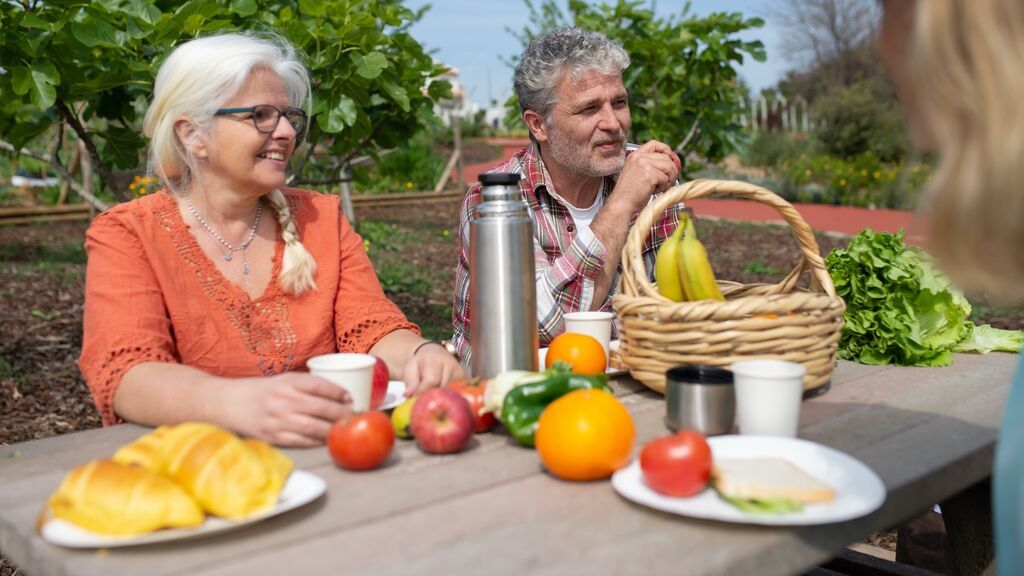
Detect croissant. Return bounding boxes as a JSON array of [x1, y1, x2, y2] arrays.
[[157, 423, 290, 519], [46, 459, 204, 535], [112, 425, 171, 474]]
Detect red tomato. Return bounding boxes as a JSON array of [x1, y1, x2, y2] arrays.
[[639, 429, 712, 497], [327, 411, 394, 471], [449, 378, 496, 433]]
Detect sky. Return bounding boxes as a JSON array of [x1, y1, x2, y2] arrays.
[[404, 0, 787, 110]]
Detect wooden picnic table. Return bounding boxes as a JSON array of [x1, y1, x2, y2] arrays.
[[0, 352, 1015, 576]]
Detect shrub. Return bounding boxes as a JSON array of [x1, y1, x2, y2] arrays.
[[812, 78, 909, 162]]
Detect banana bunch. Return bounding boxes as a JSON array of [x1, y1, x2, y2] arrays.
[[654, 213, 725, 302]]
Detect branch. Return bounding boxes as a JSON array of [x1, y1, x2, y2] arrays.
[[0, 140, 109, 211], [338, 122, 384, 167], [675, 115, 702, 154], [55, 99, 122, 201]]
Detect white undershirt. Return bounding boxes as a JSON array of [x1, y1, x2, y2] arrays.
[[559, 179, 605, 232]]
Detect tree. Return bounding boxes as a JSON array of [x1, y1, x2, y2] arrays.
[[0, 0, 450, 201], [503, 0, 765, 167], [771, 0, 878, 93]]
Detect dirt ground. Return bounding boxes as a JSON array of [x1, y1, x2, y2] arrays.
[[1, 198, 1020, 573]]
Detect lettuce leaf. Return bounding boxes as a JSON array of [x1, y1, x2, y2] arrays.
[[826, 229, 1023, 366], [826, 229, 974, 366], [954, 324, 1024, 354], [717, 493, 804, 515]]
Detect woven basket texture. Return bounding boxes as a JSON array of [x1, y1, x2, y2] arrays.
[[612, 179, 846, 394]]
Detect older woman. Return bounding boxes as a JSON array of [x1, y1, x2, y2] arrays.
[[876, 0, 1024, 572], [79, 33, 463, 447]]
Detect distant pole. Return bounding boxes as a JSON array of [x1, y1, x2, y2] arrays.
[[453, 111, 464, 191], [339, 164, 355, 225]]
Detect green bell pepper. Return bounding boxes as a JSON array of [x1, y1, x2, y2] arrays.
[[500, 362, 611, 447]]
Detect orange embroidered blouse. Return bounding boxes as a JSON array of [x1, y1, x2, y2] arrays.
[[78, 188, 418, 426]]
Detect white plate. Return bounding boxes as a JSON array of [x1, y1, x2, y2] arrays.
[[41, 469, 326, 548], [379, 380, 407, 411], [539, 340, 627, 376], [612, 435, 886, 526]]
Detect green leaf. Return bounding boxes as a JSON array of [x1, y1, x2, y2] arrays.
[[11, 67, 33, 96], [124, 0, 163, 25], [379, 79, 410, 111], [100, 124, 146, 168], [324, 95, 358, 133], [20, 13, 50, 30], [230, 0, 258, 17], [19, 62, 60, 109], [298, 0, 326, 17], [71, 20, 121, 48], [352, 51, 389, 79]]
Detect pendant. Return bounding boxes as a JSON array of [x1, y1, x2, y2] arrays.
[[242, 263, 250, 275], [224, 254, 233, 262]]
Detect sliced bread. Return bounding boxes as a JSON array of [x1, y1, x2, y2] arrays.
[[713, 458, 836, 504]]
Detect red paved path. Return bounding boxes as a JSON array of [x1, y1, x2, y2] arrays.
[[456, 138, 928, 246]]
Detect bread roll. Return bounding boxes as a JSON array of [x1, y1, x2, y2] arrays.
[[159, 423, 287, 518], [46, 459, 204, 535]]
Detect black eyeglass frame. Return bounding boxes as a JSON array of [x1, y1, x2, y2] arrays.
[[214, 105, 308, 139]]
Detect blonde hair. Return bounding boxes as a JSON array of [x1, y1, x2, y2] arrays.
[[143, 32, 317, 295], [910, 0, 1024, 302]]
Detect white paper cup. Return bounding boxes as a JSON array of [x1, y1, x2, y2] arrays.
[[306, 353, 376, 412], [563, 311, 613, 359], [730, 359, 807, 437]]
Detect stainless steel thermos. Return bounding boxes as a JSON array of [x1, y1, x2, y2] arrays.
[[469, 172, 539, 378]]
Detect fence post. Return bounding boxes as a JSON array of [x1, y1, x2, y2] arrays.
[[339, 164, 355, 226]]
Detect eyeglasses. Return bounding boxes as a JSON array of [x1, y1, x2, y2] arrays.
[[214, 105, 308, 139]]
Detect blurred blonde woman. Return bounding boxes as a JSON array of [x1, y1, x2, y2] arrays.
[[877, 0, 1024, 571], [79, 32, 463, 447]]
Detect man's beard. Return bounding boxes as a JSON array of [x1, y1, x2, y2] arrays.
[[547, 123, 626, 178]]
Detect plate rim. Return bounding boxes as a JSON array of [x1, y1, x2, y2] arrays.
[[40, 469, 326, 548], [612, 435, 886, 526], [379, 380, 407, 411]]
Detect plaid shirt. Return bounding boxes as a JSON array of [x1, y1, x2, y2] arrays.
[[451, 143, 682, 363]]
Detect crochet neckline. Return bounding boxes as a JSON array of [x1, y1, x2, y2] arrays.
[[158, 191, 285, 303]]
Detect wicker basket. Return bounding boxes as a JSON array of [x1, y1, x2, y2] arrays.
[[613, 179, 846, 394]]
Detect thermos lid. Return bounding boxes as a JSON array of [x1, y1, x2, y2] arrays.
[[666, 365, 733, 385], [479, 172, 521, 185]]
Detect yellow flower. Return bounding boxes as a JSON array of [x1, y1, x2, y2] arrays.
[[873, 171, 881, 179], [839, 178, 847, 187], [442, 229, 450, 238], [805, 169, 812, 177], [406, 181, 414, 189]]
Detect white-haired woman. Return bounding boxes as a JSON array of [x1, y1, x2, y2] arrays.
[[79, 32, 463, 447], [876, 0, 1024, 571]]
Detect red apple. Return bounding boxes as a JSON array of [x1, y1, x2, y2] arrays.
[[371, 357, 389, 409], [449, 378, 496, 433], [410, 388, 474, 454]]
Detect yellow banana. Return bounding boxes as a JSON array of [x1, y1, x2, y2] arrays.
[[677, 214, 726, 302], [654, 224, 686, 301]]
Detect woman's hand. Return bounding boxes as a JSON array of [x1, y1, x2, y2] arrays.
[[402, 343, 466, 396], [227, 372, 353, 447]]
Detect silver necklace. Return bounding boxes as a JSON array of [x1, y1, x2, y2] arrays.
[[185, 197, 262, 275]]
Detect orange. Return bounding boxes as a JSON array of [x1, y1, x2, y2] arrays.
[[546, 332, 606, 375], [535, 389, 635, 481]]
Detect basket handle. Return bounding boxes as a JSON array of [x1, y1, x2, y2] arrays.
[[621, 179, 837, 300]]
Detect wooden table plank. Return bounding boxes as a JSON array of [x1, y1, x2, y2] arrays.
[[0, 353, 1015, 576]]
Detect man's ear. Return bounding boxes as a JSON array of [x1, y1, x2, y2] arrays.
[[522, 110, 549, 143], [174, 118, 208, 159]]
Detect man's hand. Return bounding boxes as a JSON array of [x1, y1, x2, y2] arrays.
[[610, 140, 680, 214]]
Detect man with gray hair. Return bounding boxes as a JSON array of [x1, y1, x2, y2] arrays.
[[451, 26, 683, 362]]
